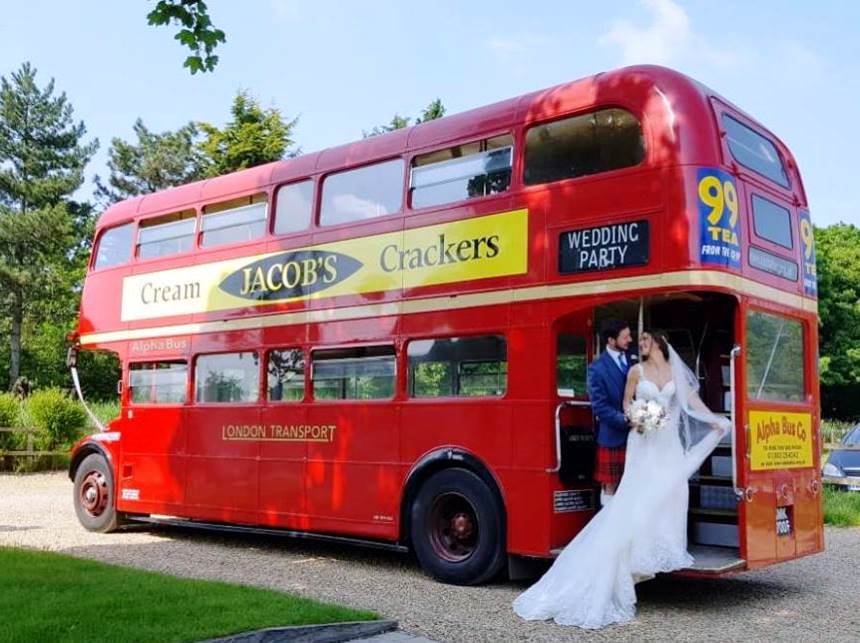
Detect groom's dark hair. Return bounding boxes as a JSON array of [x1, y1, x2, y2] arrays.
[[601, 319, 629, 345]]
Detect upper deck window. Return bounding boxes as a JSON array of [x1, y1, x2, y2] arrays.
[[752, 195, 793, 249], [201, 194, 267, 248], [410, 135, 513, 209], [93, 223, 134, 270], [320, 159, 404, 226], [524, 108, 644, 186], [722, 115, 789, 188], [273, 180, 313, 235], [137, 209, 196, 259]]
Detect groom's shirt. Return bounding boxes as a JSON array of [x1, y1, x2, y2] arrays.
[[605, 347, 628, 372]]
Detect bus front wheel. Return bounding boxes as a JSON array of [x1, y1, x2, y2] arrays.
[[73, 453, 122, 533], [410, 468, 505, 585]]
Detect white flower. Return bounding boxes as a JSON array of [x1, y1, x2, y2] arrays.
[[626, 398, 667, 434]]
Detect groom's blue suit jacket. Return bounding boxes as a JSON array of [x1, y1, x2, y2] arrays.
[[588, 351, 630, 448]]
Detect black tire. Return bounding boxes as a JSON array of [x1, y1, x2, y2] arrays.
[[73, 453, 122, 533], [410, 467, 505, 585]]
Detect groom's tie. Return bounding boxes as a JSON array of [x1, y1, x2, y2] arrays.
[[617, 353, 626, 372]]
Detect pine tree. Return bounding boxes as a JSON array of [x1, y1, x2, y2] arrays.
[[415, 98, 446, 124], [197, 91, 298, 178], [363, 99, 447, 137], [0, 62, 97, 387], [95, 118, 204, 205]]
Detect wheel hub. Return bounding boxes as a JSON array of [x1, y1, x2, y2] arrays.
[[451, 512, 473, 539], [79, 470, 108, 518], [428, 492, 479, 562]]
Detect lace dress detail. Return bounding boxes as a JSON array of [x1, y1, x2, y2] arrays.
[[512, 365, 722, 629]]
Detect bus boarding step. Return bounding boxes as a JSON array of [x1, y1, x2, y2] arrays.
[[679, 544, 745, 575]]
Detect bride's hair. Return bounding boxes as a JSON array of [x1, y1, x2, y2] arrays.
[[642, 329, 670, 361]]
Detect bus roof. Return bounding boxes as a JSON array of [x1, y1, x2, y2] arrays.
[[96, 65, 798, 230]]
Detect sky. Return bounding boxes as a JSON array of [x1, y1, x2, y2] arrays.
[[0, 0, 857, 226]]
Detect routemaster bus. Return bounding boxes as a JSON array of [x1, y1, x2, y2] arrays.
[[69, 65, 822, 585]]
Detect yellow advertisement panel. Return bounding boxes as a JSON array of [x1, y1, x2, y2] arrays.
[[121, 209, 528, 322], [749, 410, 814, 471]]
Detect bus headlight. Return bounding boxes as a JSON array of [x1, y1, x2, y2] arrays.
[[823, 462, 845, 477]]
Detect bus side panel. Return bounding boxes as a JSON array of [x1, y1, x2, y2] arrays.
[[400, 402, 511, 499], [305, 402, 400, 538], [185, 405, 261, 524], [115, 406, 187, 514], [258, 403, 308, 529], [506, 401, 553, 555]]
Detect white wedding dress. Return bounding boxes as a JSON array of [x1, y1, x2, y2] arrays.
[[513, 358, 727, 629]]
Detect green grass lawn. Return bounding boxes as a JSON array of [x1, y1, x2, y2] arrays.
[[823, 486, 860, 527], [0, 547, 377, 643]]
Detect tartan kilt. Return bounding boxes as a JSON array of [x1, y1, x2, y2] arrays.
[[594, 445, 626, 485]]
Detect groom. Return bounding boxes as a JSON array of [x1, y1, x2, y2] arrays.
[[588, 319, 633, 508]]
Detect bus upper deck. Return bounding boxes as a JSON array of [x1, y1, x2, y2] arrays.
[[77, 65, 813, 349]]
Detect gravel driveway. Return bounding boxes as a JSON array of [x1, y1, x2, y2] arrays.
[[2, 473, 858, 642]]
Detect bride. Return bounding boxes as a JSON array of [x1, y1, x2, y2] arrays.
[[513, 330, 731, 629]]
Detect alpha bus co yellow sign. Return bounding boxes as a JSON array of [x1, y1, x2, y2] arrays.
[[120, 209, 529, 322], [749, 410, 814, 471]]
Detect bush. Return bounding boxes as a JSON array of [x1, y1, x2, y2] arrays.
[[90, 399, 120, 427], [0, 393, 21, 450], [0, 393, 18, 427], [27, 388, 87, 450]]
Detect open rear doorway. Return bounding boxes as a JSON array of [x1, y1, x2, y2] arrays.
[[593, 292, 743, 573]]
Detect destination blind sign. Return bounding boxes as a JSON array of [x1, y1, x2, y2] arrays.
[[559, 220, 649, 274]]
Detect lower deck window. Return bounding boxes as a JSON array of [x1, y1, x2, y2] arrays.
[[129, 362, 187, 403], [312, 346, 395, 400], [408, 335, 507, 397], [268, 349, 305, 401], [746, 311, 804, 401], [196, 352, 260, 402]]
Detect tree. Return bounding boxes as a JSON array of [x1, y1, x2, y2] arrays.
[[364, 99, 446, 137], [147, 0, 225, 74], [416, 98, 446, 124], [0, 63, 97, 387], [95, 118, 204, 205], [816, 223, 860, 385], [197, 91, 298, 177]]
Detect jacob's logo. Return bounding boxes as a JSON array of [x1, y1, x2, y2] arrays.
[[220, 250, 362, 301]]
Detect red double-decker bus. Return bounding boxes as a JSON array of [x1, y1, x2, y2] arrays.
[[69, 65, 822, 585]]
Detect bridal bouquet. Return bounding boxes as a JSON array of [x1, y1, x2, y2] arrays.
[[626, 399, 668, 434]]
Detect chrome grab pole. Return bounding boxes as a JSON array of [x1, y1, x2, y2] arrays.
[[730, 344, 742, 497], [68, 345, 107, 433], [547, 400, 592, 474]]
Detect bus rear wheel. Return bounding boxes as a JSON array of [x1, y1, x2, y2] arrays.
[[73, 453, 122, 533], [410, 468, 505, 585]]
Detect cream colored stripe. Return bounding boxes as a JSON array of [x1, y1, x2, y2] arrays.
[[78, 270, 817, 345]]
